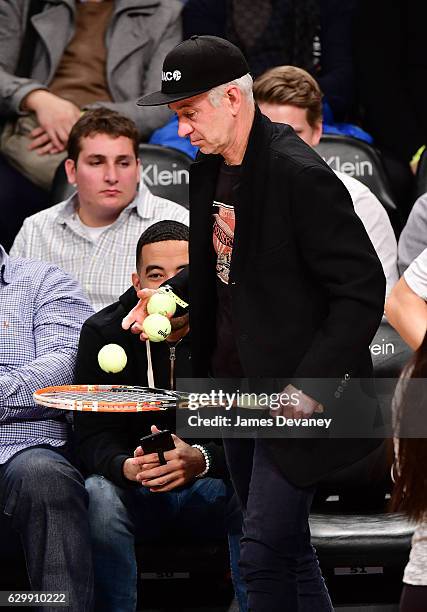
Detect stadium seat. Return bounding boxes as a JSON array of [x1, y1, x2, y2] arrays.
[[310, 508, 413, 573], [136, 538, 229, 577], [49, 144, 193, 208], [415, 146, 427, 200], [137, 144, 192, 208], [315, 135, 403, 236], [310, 319, 414, 606]]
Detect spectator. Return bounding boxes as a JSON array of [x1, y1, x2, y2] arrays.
[[390, 338, 427, 612], [0, 0, 183, 249], [131, 34, 385, 611], [73, 221, 246, 612], [254, 65, 399, 297], [385, 249, 427, 350], [397, 192, 427, 273], [10, 109, 189, 311], [183, 0, 358, 121], [0, 246, 94, 610]]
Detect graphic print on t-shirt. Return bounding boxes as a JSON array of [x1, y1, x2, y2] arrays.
[[213, 201, 235, 285]]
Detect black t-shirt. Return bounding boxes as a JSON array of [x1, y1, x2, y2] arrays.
[[210, 162, 244, 377]]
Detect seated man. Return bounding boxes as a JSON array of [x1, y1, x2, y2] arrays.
[[253, 65, 399, 298], [73, 221, 245, 612], [385, 247, 427, 350], [11, 109, 189, 311], [0, 245, 94, 610], [0, 0, 182, 250]]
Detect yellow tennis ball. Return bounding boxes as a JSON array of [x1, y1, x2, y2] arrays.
[[98, 344, 127, 373], [147, 293, 176, 317], [142, 313, 171, 342]]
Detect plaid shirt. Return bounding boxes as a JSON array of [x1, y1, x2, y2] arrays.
[[10, 182, 189, 311], [0, 248, 94, 463]]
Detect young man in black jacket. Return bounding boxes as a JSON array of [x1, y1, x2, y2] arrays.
[[73, 221, 243, 612]]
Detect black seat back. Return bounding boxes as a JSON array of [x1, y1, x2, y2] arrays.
[[49, 144, 193, 209], [315, 135, 403, 235]]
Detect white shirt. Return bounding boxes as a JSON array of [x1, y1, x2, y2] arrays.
[[334, 171, 399, 298], [403, 247, 427, 300], [10, 182, 189, 311], [72, 214, 113, 242]]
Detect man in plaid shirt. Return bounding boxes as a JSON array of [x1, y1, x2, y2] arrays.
[[11, 109, 189, 312], [0, 245, 94, 611]]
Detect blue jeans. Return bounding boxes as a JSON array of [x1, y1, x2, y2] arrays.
[[86, 475, 246, 612], [0, 447, 94, 611], [223, 438, 333, 612]]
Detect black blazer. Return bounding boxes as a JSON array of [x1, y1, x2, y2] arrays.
[[174, 109, 386, 487]]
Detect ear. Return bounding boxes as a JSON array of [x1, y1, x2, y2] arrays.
[[65, 159, 76, 185], [132, 272, 141, 291], [311, 121, 323, 147], [226, 85, 242, 116]]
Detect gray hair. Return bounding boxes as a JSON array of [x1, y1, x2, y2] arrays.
[[208, 73, 254, 107]]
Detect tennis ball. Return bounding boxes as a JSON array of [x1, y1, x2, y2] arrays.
[[98, 344, 127, 373], [142, 313, 171, 342], [147, 293, 176, 317]]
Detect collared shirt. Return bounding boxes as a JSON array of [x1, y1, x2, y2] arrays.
[[10, 183, 189, 311], [0, 247, 94, 464]]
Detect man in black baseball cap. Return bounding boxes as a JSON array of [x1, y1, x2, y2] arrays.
[[128, 35, 385, 612], [137, 35, 250, 107]]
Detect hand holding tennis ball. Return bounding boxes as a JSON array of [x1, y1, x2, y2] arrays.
[[98, 344, 127, 373], [147, 292, 176, 317], [142, 313, 171, 342]]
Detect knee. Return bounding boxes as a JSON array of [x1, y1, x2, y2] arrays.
[[86, 476, 130, 534], [16, 449, 86, 507], [240, 537, 297, 583]]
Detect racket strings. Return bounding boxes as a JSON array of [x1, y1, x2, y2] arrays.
[[39, 390, 175, 403], [33, 385, 184, 412]]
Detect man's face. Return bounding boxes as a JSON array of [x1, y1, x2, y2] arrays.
[[65, 133, 140, 224], [170, 91, 235, 155], [258, 102, 322, 147], [133, 240, 189, 291]]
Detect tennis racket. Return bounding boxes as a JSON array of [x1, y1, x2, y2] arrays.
[[33, 385, 189, 413]]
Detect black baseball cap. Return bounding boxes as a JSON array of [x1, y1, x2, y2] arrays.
[[137, 35, 250, 107]]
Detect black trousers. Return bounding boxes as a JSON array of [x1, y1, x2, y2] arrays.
[[223, 437, 333, 612]]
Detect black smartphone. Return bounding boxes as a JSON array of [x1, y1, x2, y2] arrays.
[[139, 429, 175, 455]]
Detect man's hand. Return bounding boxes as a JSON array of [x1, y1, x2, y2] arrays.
[[121, 288, 162, 340], [122, 289, 183, 342], [269, 384, 324, 418], [130, 425, 206, 491], [22, 90, 81, 155]]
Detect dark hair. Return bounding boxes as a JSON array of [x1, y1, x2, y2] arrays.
[[136, 220, 189, 271], [67, 108, 139, 164], [390, 332, 427, 522], [253, 65, 322, 128]]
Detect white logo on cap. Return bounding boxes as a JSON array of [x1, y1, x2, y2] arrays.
[[162, 70, 182, 82]]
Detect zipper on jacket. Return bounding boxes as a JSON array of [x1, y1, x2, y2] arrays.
[[168, 339, 183, 391]]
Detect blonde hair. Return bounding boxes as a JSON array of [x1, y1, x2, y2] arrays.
[[253, 65, 322, 128]]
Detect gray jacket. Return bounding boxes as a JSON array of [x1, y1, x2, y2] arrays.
[[0, 0, 183, 139]]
